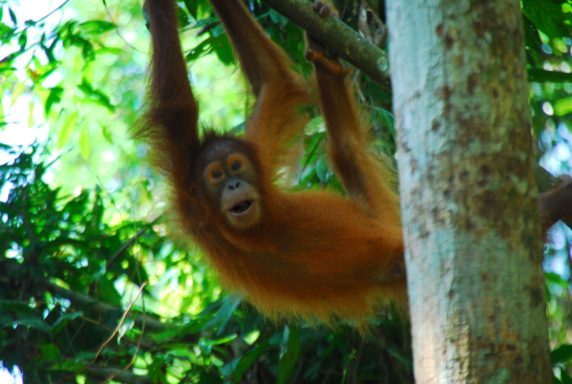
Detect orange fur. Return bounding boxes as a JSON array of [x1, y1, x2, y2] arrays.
[[141, 0, 404, 326]]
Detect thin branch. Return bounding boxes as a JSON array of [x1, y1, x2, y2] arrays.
[[102, 0, 144, 54], [106, 216, 161, 269], [33, 0, 70, 25], [85, 366, 152, 384], [99, 279, 148, 384], [261, 0, 390, 87], [94, 282, 147, 360], [44, 281, 166, 332]]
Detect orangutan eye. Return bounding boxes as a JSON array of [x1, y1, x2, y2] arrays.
[[231, 160, 241, 171], [212, 169, 223, 179]]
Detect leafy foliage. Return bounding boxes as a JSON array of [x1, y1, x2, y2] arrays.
[[0, 145, 412, 382]]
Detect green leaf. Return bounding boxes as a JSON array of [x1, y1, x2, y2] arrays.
[[523, 16, 542, 66], [372, 106, 395, 133], [40, 343, 62, 361], [203, 295, 241, 333], [0, 22, 13, 43], [101, 124, 113, 144], [6, 317, 52, 332], [197, 369, 223, 384], [41, 33, 59, 63], [187, 36, 215, 62], [53, 359, 86, 372], [208, 29, 234, 65], [52, 311, 83, 332], [523, 0, 572, 38], [10, 82, 26, 108], [80, 38, 95, 61], [79, 126, 91, 159], [315, 157, 332, 184], [96, 278, 123, 306], [528, 69, 572, 83], [78, 80, 115, 111], [561, 369, 572, 384], [546, 272, 569, 289], [387, 346, 414, 369], [45, 86, 64, 116], [554, 98, 572, 116], [79, 20, 117, 36], [268, 9, 288, 27], [57, 111, 79, 148], [8, 8, 17, 25], [277, 326, 301, 384], [0, 300, 37, 318], [225, 340, 269, 383], [17, 29, 27, 50], [184, 0, 199, 19], [552, 344, 572, 365], [149, 328, 181, 343]]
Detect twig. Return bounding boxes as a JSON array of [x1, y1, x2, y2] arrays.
[[44, 281, 166, 332], [85, 366, 152, 384], [94, 282, 147, 361], [33, 0, 71, 25], [107, 216, 161, 269]]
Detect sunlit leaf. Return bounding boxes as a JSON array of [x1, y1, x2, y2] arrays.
[[40, 33, 58, 63], [78, 20, 117, 36], [58, 111, 79, 148], [79, 126, 91, 159], [100, 124, 113, 144], [45, 86, 64, 116], [10, 82, 26, 109], [183, 0, 199, 19], [554, 98, 572, 116], [28, 99, 34, 127], [17, 29, 27, 50], [0, 22, 13, 42], [78, 80, 115, 111]]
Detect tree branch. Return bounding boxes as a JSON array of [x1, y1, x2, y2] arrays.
[[45, 282, 166, 333], [85, 366, 152, 384], [261, 0, 390, 87]]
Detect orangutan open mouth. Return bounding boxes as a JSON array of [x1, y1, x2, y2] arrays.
[[229, 200, 254, 215]]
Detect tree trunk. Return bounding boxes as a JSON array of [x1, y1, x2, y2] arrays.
[[386, 1, 551, 382]]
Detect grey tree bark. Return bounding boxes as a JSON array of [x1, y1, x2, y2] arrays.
[[386, 1, 551, 383]]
